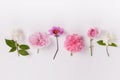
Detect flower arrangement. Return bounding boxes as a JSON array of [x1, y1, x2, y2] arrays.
[[3, 27, 119, 58], [29, 32, 50, 53], [64, 34, 85, 56], [97, 32, 117, 57], [49, 26, 64, 60], [5, 28, 30, 56], [87, 27, 99, 56]]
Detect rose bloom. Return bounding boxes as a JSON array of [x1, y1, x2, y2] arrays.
[[64, 34, 85, 53], [29, 32, 50, 48], [103, 32, 116, 45], [88, 28, 99, 39], [11, 28, 25, 42]]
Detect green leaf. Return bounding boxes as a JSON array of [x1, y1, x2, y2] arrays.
[[109, 43, 117, 47], [19, 44, 30, 50], [97, 40, 106, 46], [5, 39, 16, 47], [18, 50, 29, 56], [9, 47, 16, 52]]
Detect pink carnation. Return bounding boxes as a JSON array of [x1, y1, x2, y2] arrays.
[[29, 32, 49, 47], [88, 28, 99, 39], [64, 34, 85, 54]]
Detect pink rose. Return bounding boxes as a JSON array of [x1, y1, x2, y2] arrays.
[[88, 28, 99, 39], [87, 27, 99, 56]]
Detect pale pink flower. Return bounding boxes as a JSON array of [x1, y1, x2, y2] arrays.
[[29, 32, 49, 53], [64, 34, 85, 55], [88, 28, 99, 39]]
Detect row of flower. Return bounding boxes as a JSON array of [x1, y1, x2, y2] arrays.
[[5, 27, 117, 59]]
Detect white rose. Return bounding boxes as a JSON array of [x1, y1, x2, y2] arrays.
[[11, 28, 25, 42], [103, 32, 116, 45]]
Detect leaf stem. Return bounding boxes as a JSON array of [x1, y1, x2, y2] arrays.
[[53, 37, 59, 60]]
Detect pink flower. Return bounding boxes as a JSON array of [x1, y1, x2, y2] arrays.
[[29, 32, 49, 53], [64, 34, 85, 55], [87, 27, 99, 56], [88, 28, 99, 39], [49, 26, 64, 60], [49, 26, 64, 37]]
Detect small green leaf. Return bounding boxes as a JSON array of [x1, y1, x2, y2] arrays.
[[18, 50, 29, 56], [19, 44, 30, 50], [9, 47, 16, 52], [5, 39, 16, 47], [97, 40, 106, 46], [109, 43, 117, 47]]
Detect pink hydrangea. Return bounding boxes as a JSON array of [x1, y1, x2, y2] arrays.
[[29, 32, 49, 48], [88, 28, 99, 39], [64, 34, 85, 55]]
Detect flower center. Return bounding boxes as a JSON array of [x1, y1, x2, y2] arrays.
[[53, 29, 59, 34]]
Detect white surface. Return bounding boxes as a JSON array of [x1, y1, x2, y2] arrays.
[[0, 0, 120, 80]]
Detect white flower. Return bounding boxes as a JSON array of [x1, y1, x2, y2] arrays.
[[11, 28, 25, 42], [103, 32, 116, 45]]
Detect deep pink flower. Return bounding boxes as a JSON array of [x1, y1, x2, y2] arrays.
[[49, 26, 64, 37], [88, 28, 99, 39], [29, 32, 49, 53], [49, 26, 64, 60], [88, 27, 99, 56], [64, 34, 85, 55]]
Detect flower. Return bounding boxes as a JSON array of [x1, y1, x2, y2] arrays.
[[88, 27, 99, 56], [29, 32, 49, 47], [64, 34, 85, 55], [88, 28, 99, 39], [5, 28, 30, 56], [29, 32, 50, 53], [103, 32, 116, 45], [11, 28, 25, 42], [49, 26, 64, 37], [97, 32, 117, 57], [49, 26, 64, 60]]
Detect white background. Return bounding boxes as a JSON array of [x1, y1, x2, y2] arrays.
[[0, 0, 120, 80]]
